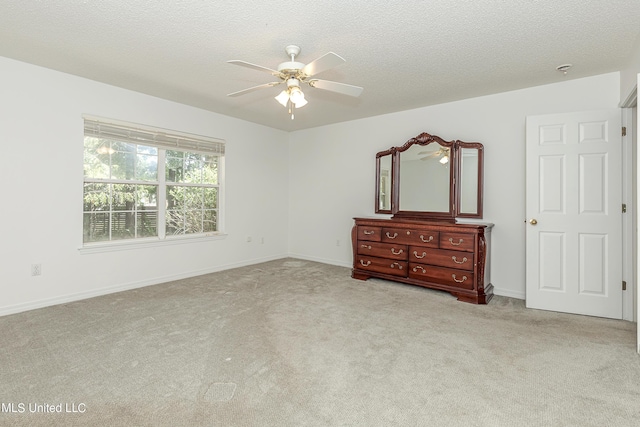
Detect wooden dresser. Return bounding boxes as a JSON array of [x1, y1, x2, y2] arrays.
[[352, 217, 493, 304]]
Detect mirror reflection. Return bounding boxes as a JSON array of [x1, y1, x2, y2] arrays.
[[378, 154, 392, 211], [399, 143, 451, 212], [459, 148, 479, 214]]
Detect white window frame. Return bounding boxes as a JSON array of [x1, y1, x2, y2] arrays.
[[80, 115, 226, 253]]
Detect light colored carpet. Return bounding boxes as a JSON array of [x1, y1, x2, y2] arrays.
[[1, 258, 638, 426]]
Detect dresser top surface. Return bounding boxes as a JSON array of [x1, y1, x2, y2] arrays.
[[354, 217, 494, 230]]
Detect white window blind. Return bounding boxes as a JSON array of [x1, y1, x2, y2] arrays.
[[83, 115, 225, 155]]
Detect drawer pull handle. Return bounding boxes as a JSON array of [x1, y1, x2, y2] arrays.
[[413, 251, 427, 259], [361, 244, 372, 249], [452, 256, 468, 264], [390, 262, 403, 270], [360, 260, 371, 267], [452, 274, 468, 283], [420, 235, 434, 243], [449, 238, 464, 246], [391, 248, 404, 255], [412, 266, 426, 273], [386, 232, 398, 239], [363, 230, 375, 235]]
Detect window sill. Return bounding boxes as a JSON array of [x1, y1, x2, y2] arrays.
[[78, 233, 228, 254]]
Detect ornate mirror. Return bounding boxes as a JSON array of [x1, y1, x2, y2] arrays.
[[375, 132, 483, 220]]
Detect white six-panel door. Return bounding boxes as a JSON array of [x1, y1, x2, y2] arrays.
[[526, 109, 622, 319]]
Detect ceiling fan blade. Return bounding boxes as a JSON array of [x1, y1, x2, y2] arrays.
[[301, 52, 345, 76], [308, 79, 363, 97], [227, 82, 282, 97], [419, 147, 448, 155], [227, 60, 280, 76]]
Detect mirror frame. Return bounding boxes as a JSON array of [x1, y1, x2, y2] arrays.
[[375, 151, 394, 213], [375, 132, 484, 221], [455, 140, 484, 219]]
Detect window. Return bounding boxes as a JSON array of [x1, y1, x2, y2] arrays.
[[82, 116, 224, 245]]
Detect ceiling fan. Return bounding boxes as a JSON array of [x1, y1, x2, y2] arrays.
[[418, 147, 450, 164], [227, 45, 364, 119]]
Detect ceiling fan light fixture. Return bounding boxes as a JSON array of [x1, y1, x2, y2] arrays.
[[439, 155, 449, 165], [289, 87, 307, 107], [293, 96, 307, 108], [275, 85, 308, 110], [275, 90, 289, 107]]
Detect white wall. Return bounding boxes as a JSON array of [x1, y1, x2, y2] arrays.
[[0, 56, 290, 315], [288, 73, 621, 299], [620, 33, 640, 104]]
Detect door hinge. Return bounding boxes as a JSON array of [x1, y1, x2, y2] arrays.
[[622, 281, 627, 291], [622, 203, 627, 213], [622, 126, 627, 137]]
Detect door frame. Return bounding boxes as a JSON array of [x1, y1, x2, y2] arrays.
[[622, 106, 635, 322], [619, 81, 637, 354]]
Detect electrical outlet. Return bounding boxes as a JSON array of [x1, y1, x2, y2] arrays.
[[246, 236, 252, 243], [336, 239, 341, 246], [31, 264, 42, 276], [260, 237, 264, 244]]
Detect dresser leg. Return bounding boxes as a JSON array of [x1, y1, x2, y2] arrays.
[[352, 271, 371, 281], [452, 288, 493, 304]]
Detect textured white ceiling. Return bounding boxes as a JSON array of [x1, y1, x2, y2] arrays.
[[1, 1, 639, 131]]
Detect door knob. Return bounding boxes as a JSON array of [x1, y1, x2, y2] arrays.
[[529, 219, 538, 225]]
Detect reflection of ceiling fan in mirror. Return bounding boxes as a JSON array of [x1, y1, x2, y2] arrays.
[[418, 147, 450, 164], [227, 45, 363, 120]]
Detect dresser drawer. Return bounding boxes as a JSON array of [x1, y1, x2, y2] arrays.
[[356, 256, 407, 277], [358, 226, 382, 242], [381, 227, 439, 247], [409, 264, 475, 290], [358, 241, 408, 260], [439, 232, 475, 252], [409, 247, 474, 271]]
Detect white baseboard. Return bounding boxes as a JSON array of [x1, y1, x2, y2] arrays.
[[0, 254, 288, 317], [493, 287, 525, 300], [287, 252, 352, 269]]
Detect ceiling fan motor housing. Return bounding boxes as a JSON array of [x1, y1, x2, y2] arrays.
[[278, 61, 305, 74]]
